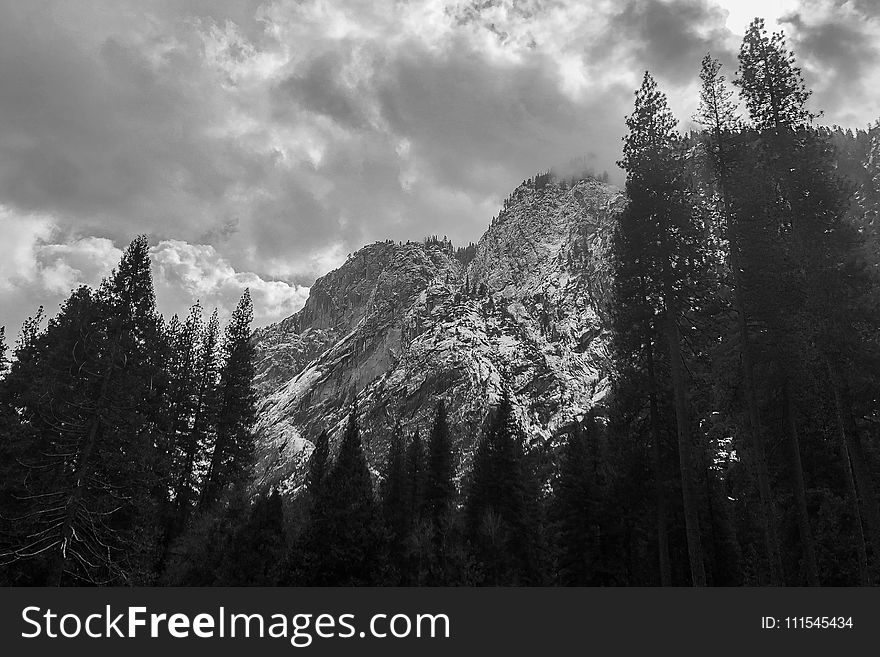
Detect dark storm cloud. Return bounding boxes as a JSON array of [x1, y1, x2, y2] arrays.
[[0, 0, 734, 252], [603, 0, 736, 83], [781, 2, 880, 125], [845, 0, 880, 19], [0, 1, 270, 244], [1, 0, 877, 334], [375, 36, 629, 195], [276, 51, 371, 130]]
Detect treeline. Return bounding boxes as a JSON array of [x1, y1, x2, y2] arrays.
[[140, 391, 599, 586], [0, 235, 593, 587], [604, 18, 880, 585], [423, 235, 478, 266], [3, 16, 880, 588], [0, 237, 259, 585]]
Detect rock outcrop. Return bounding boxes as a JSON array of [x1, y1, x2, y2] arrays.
[[251, 175, 625, 495]]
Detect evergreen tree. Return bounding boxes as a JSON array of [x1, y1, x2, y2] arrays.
[[182, 309, 221, 512], [380, 426, 408, 580], [157, 306, 222, 572], [735, 18, 814, 132], [217, 489, 286, 585], [166, 305, 202, 460], [465, 387, 540, 584], [616, 72, 708, 585], [425, 402, 454, 526], [695, 52, 787, 585], [425, 401, 455, 580], [281, 429, 331, 585], [733, 20, 878, 583], [0, 310, 46, 585], [404, 429, 426, 522], [552, 415, 602, 585], [401, 428, 429, 584], [307, 430, 331, 502], [200, 291, 257, 509], [0, 237, 166, 584], [0, 326, 8, 378], [308, 409, 380, 585]]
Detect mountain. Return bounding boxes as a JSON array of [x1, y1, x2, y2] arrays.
[[250, 174, 625, 495], [249, 122, 880, 498]]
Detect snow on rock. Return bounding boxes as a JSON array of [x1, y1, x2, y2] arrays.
[[251, 175, 625, 494]]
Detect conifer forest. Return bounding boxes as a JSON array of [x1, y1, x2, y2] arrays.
[[2, 18, 880, 587]]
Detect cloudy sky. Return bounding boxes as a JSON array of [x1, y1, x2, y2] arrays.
[[1, 0, 878, 335]]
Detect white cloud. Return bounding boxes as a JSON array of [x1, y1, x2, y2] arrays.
[[36, 238, 123, 294], [151, 239, 309, 325], [0, 207, 56, 291], [714, 0, 800, 33], [0, 208, 124, 333], [1, 0, 877, 337], [0, 207, 121, 296], [0, 221, 308, 336]]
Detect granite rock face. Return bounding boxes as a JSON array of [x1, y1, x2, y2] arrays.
[[251, 175, 625, 495]]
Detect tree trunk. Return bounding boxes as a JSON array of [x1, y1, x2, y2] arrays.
[[781, 379, 820, 585], [837, 428, 871, 586], [647, 343, 672, 586], [54, 332, 121, 585], [642, 280, 671, 586], [729, 238, 785, 585], [55, 417, 101, 585], [664, 307, 706, 586], [715, 122, 785, 585], [826, 358, 880, 582]]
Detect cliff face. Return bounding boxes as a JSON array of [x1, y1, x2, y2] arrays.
[[251, 176, 625, 494]]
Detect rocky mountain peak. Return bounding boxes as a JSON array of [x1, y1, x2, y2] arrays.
[[251, 174, 625, 495]]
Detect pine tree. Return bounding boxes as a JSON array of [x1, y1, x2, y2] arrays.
[[733, 22, 877, 583], [307, 430, 330, 503], [0, 236, 166, 584], [552, 415, 602, 585], [404, 429, 426, 522], [400, 428, 429, 584], [735, 18, 814, 132], [282, 428, 332, 585], [0, 309, 49, 584], [157, 306, 222, 572], [425, 401, 455, 579], [0, 327, 8, 378], [695, 52, 787, 585], [426, 402, 454, 527], [616, 72, 708, 585], [164, 307, 201, 513], [380, 426, 407, 579], [183, 309, 221, 511], [0, 310, 45, 536], [200, 291, 257, 509], [217, 489, 286, 585], [308, 409, 380, 585], [466, 387, 540, 584], [789, 134, 880, 582], [166, 305, 202, 456]]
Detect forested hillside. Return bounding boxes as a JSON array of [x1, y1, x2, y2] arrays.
[[2, 18, 879, 586]]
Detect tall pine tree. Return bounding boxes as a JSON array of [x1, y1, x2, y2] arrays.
[[307, 409, 380, 585], [0, 237, 166, 584], [615, 72, 708, 585], [424, 401, 455, 581], [466, 387, 540, 585], [695, 52, 787, 585], [200, 291, 257, 509]]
